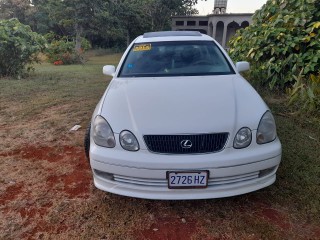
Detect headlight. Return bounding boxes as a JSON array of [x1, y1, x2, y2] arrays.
[[120, 130, 139, 151], [233, 127, 252, 149], [92, 115, 116, 148], [257, 111, 277, 144]]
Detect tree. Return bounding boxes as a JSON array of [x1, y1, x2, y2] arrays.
[[0, 18, 46, 77], [229, 0, 320, 88], [105, 0, 202, 46], [31, 0, 107, 52], [229, 0, 320, 112], [0, 0, 33, 22], [143, 0, 200, 32], [1, 0, 205, 49], [106, 0, 151, 46]]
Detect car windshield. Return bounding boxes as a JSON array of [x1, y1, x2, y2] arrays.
[[119, 41, 235, 77]]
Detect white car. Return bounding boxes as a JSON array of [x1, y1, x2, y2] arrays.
[[84, 31, 282, 200]]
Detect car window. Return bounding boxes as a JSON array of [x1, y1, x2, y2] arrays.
[[119, 41, 235, 77]]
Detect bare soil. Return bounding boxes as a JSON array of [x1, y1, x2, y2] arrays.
[[1, 136, 320, 239]]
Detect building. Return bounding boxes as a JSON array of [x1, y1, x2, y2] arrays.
[[172, 0, 253, 48]]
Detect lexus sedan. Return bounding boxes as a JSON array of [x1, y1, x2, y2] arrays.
[[84, 31, 282, 200]]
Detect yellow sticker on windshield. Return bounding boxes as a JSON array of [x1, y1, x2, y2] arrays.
[[133, 44, 152, 52]]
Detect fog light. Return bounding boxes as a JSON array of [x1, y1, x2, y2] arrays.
[[259, 166, 277, 178], [94, 169, 114, 180]]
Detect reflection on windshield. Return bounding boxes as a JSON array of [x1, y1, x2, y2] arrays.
[[119, 41, 235, 77]]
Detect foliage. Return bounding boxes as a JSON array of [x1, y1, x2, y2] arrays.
[[45, 34, 91, 65], [0, 18, 46, 77], [142, 0, 200, 31], [229, 0, 320, 112], [288, 72, 320, 113], [1, 0, 203, 49], [0, 0, 34, 24]]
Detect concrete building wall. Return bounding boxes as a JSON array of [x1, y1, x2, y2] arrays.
[[171, 16, 210, 35], [172, 14, 253, 48]]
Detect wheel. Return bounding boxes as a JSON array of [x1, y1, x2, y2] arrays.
[[84, 122, 91, 161]]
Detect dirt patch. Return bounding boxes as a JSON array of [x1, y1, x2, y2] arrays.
[[1, 144, 319, 239], [136, 217, 198, 240], [0, 183, 24, 205], [0, 144, 91, 199], [258, 207, 291, 230], [0, 145, 83, 163], [0, 144, 93, 239]]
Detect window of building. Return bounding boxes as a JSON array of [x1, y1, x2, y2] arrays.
[[176, 21, 184, 26], [199, 21, 208, 26], [187, 21, 196, 26]]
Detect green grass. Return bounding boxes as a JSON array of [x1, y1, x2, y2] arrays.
[[0, 54, 319, 239], [266, 96, 320, 221], [0, 54, 122, 150], [0, 54, 120, 120]]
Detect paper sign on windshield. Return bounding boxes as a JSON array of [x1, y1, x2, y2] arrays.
[[133, 44, 152, 52]]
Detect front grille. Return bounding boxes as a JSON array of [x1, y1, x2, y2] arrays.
[[143, 133, 229, 154]]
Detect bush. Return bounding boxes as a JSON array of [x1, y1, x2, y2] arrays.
[[0, 19, 46, 77], [288, 73, 320, 113], [45, 34, 91, 65], [229, 0, 320, 112]]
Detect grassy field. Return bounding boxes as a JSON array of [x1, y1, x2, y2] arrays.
[[0, 54, 319, 239]]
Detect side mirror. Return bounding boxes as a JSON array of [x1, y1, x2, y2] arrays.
[[236, 61, 250, 72], [103, 65, 116, 77]]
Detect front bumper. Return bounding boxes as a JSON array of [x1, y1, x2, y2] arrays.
[[89, 138, 281, 200]]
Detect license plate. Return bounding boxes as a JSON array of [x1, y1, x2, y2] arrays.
[[167, 171, 209, 189]]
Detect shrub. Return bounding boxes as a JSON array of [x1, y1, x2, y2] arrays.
[[0, 18, 46, 77], [288, 73, 320, 113], [228, 0, 320, 112], [45, 34, 91, 65]]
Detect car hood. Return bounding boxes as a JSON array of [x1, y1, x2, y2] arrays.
[[100, 75, 267, 144]]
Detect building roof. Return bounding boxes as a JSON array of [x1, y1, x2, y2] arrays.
[[172, 13, 253, 19]]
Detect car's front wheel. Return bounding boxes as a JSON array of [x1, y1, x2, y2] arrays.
[[84, 122, 91, 161]]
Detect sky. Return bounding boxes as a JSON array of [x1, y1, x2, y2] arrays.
[[195, 0, 268, 15]]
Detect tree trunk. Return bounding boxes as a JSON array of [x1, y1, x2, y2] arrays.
[[75, 22, 83, 53]]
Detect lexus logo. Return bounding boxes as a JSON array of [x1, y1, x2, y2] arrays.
[[180, 139, 192, 148]]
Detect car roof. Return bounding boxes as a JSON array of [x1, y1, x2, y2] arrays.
[[143, 31, 202, 38], [135, 31, 214, 43]]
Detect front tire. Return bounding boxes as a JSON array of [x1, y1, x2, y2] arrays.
[[84, 122, 91, 161]]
